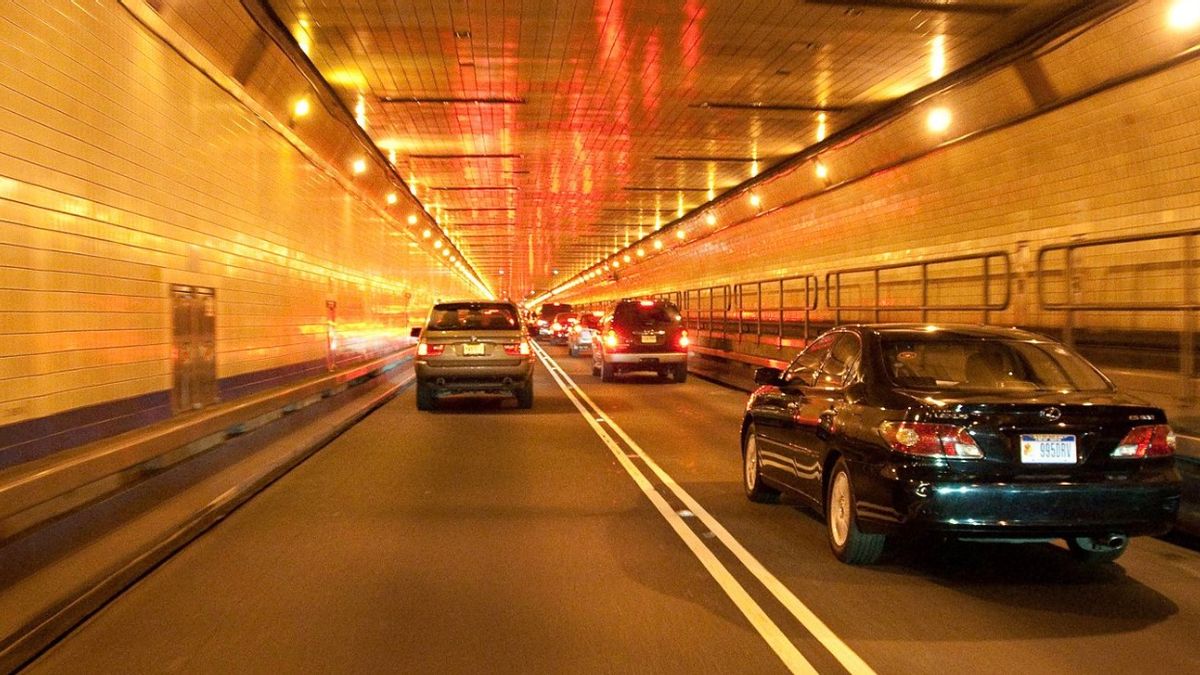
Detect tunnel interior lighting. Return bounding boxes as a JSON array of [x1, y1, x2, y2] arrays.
[[676, 229, 686, 240], [622, 254, 631, 263], [654, 240, 663, 250], [292, 97, 311, 118], [434, 239, 443, 249], [705, 212, 717, 227], [386, 192, 398, 205], [1170, 1, 1200, 30], [422, 228, 432, 238], [815, 160, 829, 180], [442, 248, 451, 257], [352, 158, 368, 174], [637, 248, 645, 257], [749, 193, 761, 208], [927, 107, 952, 133], [613, 260, 621, 268]]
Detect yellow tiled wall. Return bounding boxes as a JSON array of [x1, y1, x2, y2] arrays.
[[0, 0, 470, 428], [564, 2, 1200, 339]]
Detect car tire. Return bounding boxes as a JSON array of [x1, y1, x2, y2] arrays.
[[416, 382, 437, 411], [742, 424, 779, 503], [601, 360, 615, 382], [1067, 535, 1128, 564], [673, 363, 688, 383], [826, 457, 885, 565], [515, 378, 534, 409]]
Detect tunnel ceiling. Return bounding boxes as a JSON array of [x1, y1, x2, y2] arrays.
[[264, 0, 1086, 301]]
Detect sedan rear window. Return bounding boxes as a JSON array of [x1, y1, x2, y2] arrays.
[[428, 304, 519, 331], [880, 335, 1112, 393]]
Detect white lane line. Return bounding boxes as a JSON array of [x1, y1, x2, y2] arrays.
[[536, 344, 877, 675], [532, 344, 817, 675]]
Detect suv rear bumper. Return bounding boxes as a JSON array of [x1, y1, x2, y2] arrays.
[[606, 352, 687, 365], [416, 360, 533, 392]]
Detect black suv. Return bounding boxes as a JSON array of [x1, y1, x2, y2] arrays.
[[591, 299, 690, 383]]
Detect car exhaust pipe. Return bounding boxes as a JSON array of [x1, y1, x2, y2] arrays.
[[502, 377, 514, 386], [1106, 534, 1127, 548], [436, 378, 446, 387]]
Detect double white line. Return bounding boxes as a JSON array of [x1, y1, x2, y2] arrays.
[[532, 343, 875, 675]]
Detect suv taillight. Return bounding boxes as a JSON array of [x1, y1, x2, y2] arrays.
[[417, 341, 445, 357], [604, 330, 621, 350], [879, 422, 983, 459], [503, 341, 532, 356], [675, 330, 690, 350], [1111, 425, 1175, 458]]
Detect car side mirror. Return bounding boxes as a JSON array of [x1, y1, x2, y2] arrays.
[[754, 367, 785, 386], [410, 326, 423, 338]]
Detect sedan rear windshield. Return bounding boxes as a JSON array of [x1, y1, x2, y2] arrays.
[[879, 335, 1112, 393], [428, 304, 520, 331], [613, 302, 681, 328]]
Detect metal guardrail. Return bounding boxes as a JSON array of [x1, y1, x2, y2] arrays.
[[825, 251, 1011, 325], [1037, 228, 1198, 397], [0, 348, 414, 538], [733, 274, 820, 348]]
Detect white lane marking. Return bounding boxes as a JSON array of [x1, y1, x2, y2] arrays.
[[533, 344, 817, 675], [536, 343, 877, 675]]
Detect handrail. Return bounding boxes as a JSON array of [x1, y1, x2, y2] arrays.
[[825, 250, 1010, 323], [0, 348, 414, 531], [733, 274, 819, 348]]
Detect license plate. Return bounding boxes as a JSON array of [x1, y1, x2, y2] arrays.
[[640, 334, 657, 344], [462, 343, 486, 356], [1020, 434, 1077, 464]]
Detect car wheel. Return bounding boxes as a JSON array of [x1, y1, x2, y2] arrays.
[[415, 382, 437, 411], [1067, 535, 1128, 564], [601, 360, 615, 382], [742, 424, 779, 503], [673, 363, 688, 383], [826, 457, 885, 565], [515, 378, 534, 409]]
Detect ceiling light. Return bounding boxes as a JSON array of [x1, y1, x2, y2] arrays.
[[386, 193, 398, 205], [422, 228, 431, 238], [749, 193, 761, 208], [623, 254, 631, 263], [654, 240, 663, 250], [449, 256, 456, 263], [410, 215, 420, 226], [433, 239, 443, 249], [292, 97, 311, 118], [1170, 1, 1200, 29], [351, 158, 367, 175], [927, 107, 952, 133], [815, 161, 829, 180], [637, 248, 645, 257], [705, 213, 717, 227], [676, 229, 686, 240], [613, 260, 621, 268], [442, 248, 451, 257]]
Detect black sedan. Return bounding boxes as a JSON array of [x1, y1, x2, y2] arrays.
[[741, 324, 1182, 565]]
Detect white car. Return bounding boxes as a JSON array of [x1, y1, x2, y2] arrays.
[[567, 312, 603, 356]]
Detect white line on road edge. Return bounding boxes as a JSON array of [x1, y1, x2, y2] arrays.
[[534, 343, 877, 675], [532, 344, 818, 675]]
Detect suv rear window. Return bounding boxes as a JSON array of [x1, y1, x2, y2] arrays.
[[612, 301, 681, 328], [428, 303, 520, 331]]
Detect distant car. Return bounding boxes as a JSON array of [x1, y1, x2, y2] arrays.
[[741, 324, 1182, 565], [592, 298, 689, 382], [567, 312, 602, 357], [411, 300, 534, 410], [531, 302, 572, 338], [548, 312, 579, 344]]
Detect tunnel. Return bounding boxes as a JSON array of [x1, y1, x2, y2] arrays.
[[1, 0, 1199, 672]]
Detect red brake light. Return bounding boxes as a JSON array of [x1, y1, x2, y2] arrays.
[[879, 422, 983, 459], [417, 342, 445, 357], [604, 330, 619, 348], [551, 322, 562, 331], [504, 341, 532, 356], [639, 300, 655, 306], [1112, 425, 1175, 458], [677, 330, 690, 349]]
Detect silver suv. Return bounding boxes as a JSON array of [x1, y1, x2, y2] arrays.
[[411, 300, 534, 410]]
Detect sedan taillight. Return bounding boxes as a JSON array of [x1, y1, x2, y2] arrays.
[[417, 342, 445, 356], [503, 341, 532, 356], [1111, 425, 1175, 458], [879, 422, 983, 459]]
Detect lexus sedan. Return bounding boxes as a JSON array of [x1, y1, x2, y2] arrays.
[[411, 300, 534, 410], [741, 324, 1181, 565]]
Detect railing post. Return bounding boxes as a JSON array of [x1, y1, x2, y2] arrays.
[[1183, 234, 1196, 406], [982, 255, 991, 325], [1064, 247, 1076, 349], [920, 262, 929, 324], [873, 269, 881, 323]]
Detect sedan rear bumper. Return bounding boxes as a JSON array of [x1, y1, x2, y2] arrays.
[[857, 469, 1181, 538]]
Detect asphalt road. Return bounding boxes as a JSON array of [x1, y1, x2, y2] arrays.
[[26, 345, 1200, 674]]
